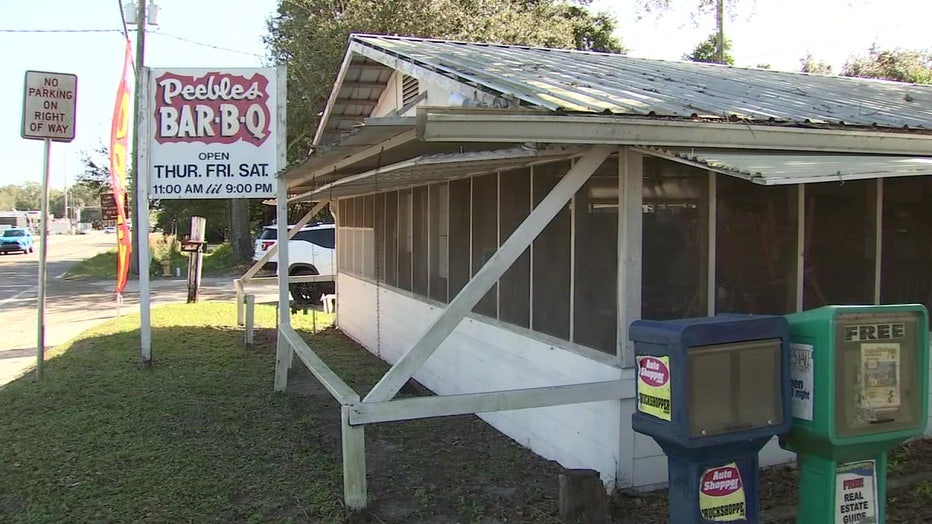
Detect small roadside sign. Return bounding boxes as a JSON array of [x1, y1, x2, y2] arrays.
[[21, 70, 77, 142]]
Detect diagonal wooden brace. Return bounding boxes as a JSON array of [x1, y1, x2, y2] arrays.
[[364, 145, 614, 403]]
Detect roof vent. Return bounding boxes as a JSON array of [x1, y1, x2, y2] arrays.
[[401, 74, 420, 106]]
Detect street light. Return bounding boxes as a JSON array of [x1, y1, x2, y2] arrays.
[[123, 0, 160, 26], [123, 0, 159, 275]]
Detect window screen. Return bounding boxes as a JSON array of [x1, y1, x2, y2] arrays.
[[398, 189, 413, 291], [499, 168, 531, 328], [804, 180, 876, 309], [880, 177, 932, 312], [449, 179, 471, 300], [574, 157, 618, 354], [429, 184, 450, 302], [642, 157, 709, 320], [532, 161, 571, 340], [472, 174, 498, 317], [716, 176, 797, 314], [412, 186, 429, 296], [384, 191, 398, 287]]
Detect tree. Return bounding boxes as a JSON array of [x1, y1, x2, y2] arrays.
[[635, 0, 744, 64], [76, 146, 115, 194], [684, 33, 734, 65], [265, 0, 625, 161], [14, 182, 43, 211], [0, 185, 22, 210], [842, 45, 932, 84], [800, 53, 833, 75]]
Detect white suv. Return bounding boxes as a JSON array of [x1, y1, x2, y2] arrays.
[[253, 223, 336, 304]]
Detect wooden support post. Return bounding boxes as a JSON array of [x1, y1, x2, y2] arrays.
[[244, 294, 255, 345], [274, 333, 290, 392], [559, 469, 608, 523], [341, 404, 367, 510], [186, 216, 207, 304], [274, 181, 292, 392], [235, 279, 245, 326]]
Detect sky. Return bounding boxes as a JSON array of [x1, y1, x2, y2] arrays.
[[1, 0, 930, 191]]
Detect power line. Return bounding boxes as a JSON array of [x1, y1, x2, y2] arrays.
[[0, 28, 265, 58], [0, 28, 123, 33], [151, 31, 266, 58]]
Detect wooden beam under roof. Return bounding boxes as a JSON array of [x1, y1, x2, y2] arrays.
[[347, 64, 392, 74], [335, 99, 379, 107], [340, 82, 388, 90]]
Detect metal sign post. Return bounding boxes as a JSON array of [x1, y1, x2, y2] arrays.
[[21, 70, 78, 381], [37, 140, 51, 379]]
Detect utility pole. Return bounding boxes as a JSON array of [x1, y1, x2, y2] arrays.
[[130, 0, 146, 274], [716, 0, 725, 64]]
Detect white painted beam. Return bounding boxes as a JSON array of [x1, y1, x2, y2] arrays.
[[364, 145, 614, 403], [418, 109, 932, 156], [617, 148, 642, 369], [341, 404, 367, 509], [274, 180, 292, 392], [349, 380, 630, 425], [281, 326, 359, 404], [235, 278, 245, 326], [244, 294, 256, 345]]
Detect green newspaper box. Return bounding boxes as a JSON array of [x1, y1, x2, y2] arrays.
[[780, 304, 929, 524]]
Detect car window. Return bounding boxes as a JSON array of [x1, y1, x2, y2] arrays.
[[294, 228, 335, 249], [258, 228, 277, 240], [3, 230, 24, 237]]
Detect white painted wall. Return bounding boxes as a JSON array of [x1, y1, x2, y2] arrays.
[[336, 274, 800, 489], [371, 72, 401, 118], [337, 273, 626, 487]]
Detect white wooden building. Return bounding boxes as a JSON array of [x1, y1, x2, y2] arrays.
[[270, 34, 932, 506]]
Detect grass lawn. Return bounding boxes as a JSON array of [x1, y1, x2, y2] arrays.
[[0, 303, 345, 523], [66, 240, 242, 280]]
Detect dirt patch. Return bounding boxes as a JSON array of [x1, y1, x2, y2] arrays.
[[282, 327, 932, 523]]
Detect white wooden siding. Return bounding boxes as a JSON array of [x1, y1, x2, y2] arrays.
[[336, 274, 932, 489], [337, 273, 625, 486]]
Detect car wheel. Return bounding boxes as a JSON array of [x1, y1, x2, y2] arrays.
[[289, 267, 320, 306]]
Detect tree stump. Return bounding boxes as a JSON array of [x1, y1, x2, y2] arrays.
[[559, 468, 608, 523]]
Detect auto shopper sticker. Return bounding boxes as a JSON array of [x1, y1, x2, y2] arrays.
[[146, 67, 283, 200], [835, 460, 878, 524], [698, 463, 747, 522], [636, 356, 671, 421]]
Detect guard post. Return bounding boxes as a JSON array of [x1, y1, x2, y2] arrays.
[[779, 304, 929, 524], [631, 314, 792, 523]]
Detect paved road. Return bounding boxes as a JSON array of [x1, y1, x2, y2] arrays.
[[0, 232, 275, 387], [0, 231, 114, 306]]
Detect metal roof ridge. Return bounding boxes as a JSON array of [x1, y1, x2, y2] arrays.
[[349, 33, 932, 89]]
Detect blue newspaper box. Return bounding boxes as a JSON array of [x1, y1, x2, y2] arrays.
[[631, 315, 792, 523]]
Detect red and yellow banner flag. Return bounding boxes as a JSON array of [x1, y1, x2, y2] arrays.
[[109, 39, 134, 295]]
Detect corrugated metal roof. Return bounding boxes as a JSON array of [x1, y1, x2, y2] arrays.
[[295, 146, 581, 200], [348, 34, 932, 132], [643, 147, 932, 185]]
